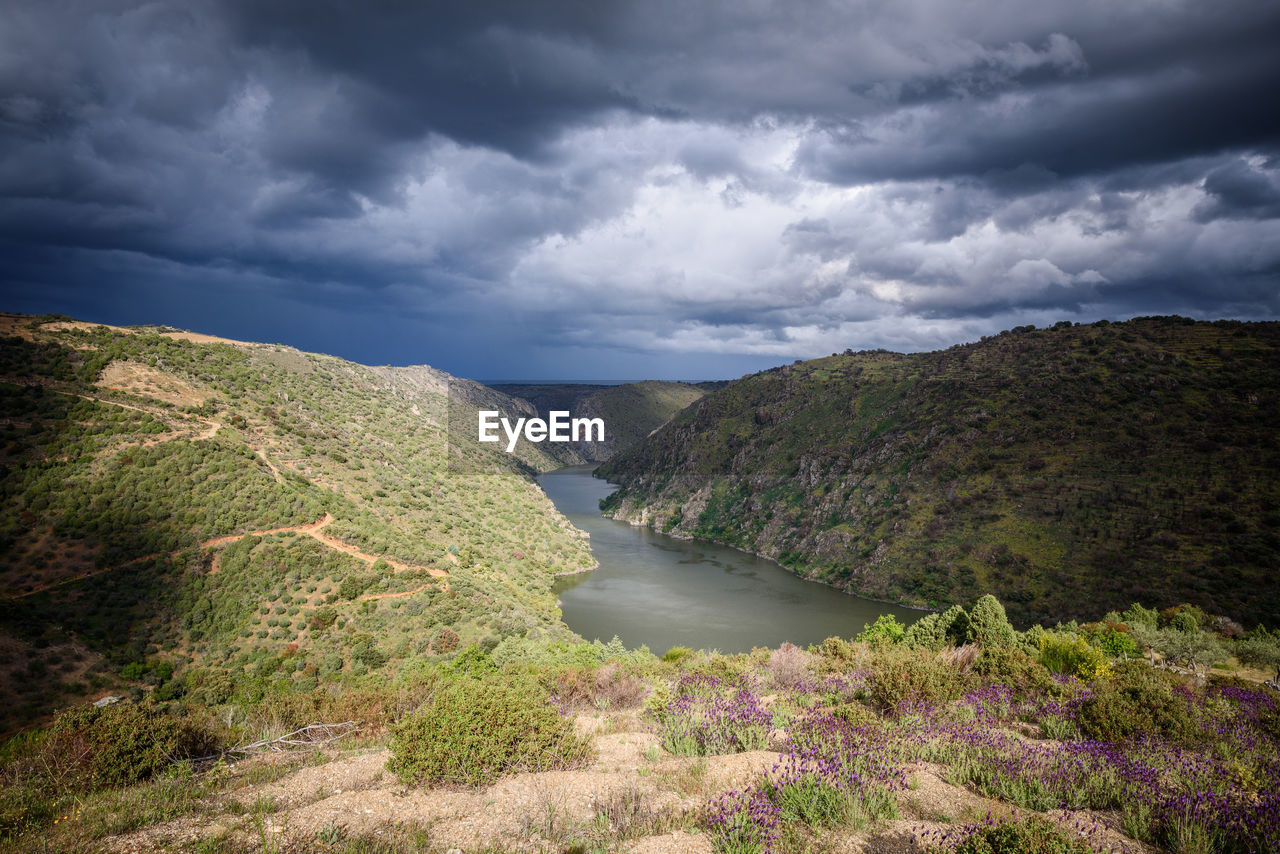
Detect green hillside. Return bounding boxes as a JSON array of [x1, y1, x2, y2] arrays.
[[599, 317, 1280, 626], [490, 380, 706, 462], [0, 314, 594, 732], [0, 314, 1276, 854]]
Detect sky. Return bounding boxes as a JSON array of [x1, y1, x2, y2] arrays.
[[2, 0, 1278, 381]]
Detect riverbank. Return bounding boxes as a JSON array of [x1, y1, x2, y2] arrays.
[[539, 466, 920, 653]]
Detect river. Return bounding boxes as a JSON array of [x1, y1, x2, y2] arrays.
[[542, 465, 921, 653]]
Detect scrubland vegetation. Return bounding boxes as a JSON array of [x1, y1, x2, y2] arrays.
[[601, 317, 1280, 626], [1, 313, 1277, 852], [0, 314, 593, 734], [0, 593, 1274, 852]]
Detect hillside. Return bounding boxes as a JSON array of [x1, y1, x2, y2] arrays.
[[490, 381, 707, 462], [599, 317, 1280, 626], [0, 314, 1277, 854], [0, 313, 595, 732]]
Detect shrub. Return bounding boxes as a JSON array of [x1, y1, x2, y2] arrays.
[[767, 642, 811, 688], [432, 627, 459, 655], [652, 674, 771, 756], [972, 645, 1056, 694], [1094, 629, 1140, 658], [446, 644, 498, 679], [661, 646, 694, 665], [945, 814, 1096, 853], [816, 635, 852, 661], [388, 677, 592, 787], [903, 612, 947, 651], [968, 595, 1017, 648], [1236, 635, 1280, 681], [938, 605, 972, 646], [309, 606, 338, 630], [1076, 661, 1198, 743], [827, 702, 879, 728], [41, 703, 217, 791], [857, 615, 906, 647], [867, 647, 967, 714], [1037, 633, 1110, 680], [1166, 609, 1201, 633], [553, 663, 648, 710], [1121, 602, 1159, 629], [194, 670, 235, 705]]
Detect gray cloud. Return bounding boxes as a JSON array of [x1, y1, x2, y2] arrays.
[[1, 0, 1278, 377]]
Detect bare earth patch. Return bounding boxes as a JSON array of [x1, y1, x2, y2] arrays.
[[96, 360, 211, 407], [101, 716, 1154, 854], [160, 330, 260, 348]]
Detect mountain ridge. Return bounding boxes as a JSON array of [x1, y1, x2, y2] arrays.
[[599, 316, 1280, 626]]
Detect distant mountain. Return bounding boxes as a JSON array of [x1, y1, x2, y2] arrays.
[[598, 317, 1280, 626], [0, 313, 594, 731], [490, 381, 706, 462]]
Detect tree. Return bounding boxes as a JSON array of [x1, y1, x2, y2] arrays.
[[857, 614, 905, 647], [903, 612, 946, 650], [1121, 602, 1159, 629], [969, 595, 1017, 648], [1153, 629, 1226, 678], [1236, 636, 1280, 683]]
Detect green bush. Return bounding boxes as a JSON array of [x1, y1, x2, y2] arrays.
[[446, 644, 499, 678], [814, 635, 854, 663], [42, 703, 216, 791], [1121, 602, 1159, 629], [1037, 633, 1110, 680], [857, 614, 906, 647], [661, 646, 694, 665], [905, 605, 973, 651], [1076, 661, 1198, 744], [194, 670, 235, 705], [1095, 628, 1140, 658], [868, 647, 967, 714], [1166, 609, 1200, 633], [972, 645, 1056, 694], [827, 702, 879, 728], [387, 677, 593, 786], [950, 814, 1096, 853], [968, 595, 1017, 648], [903, 612, 947, 651]]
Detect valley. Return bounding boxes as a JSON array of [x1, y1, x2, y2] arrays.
[[0, 313, 1277, 854]]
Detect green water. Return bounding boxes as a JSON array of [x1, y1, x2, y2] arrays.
[[543, 466, 921, 653]]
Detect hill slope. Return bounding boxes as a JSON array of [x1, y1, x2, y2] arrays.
[[0, 314, 594, 731], [599, 317, 1280, 626], [490, 381, 706, 462]]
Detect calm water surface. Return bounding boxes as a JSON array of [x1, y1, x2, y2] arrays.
[[542, 465, 920, 653]]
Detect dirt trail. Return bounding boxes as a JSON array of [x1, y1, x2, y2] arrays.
[[3, 551, 164, 600], [203, 514, 447, 579], [307, 525, 447, 578], [204, 515, 336, 573], [10, 513, 445, 598], [356, 583, 434, 602]]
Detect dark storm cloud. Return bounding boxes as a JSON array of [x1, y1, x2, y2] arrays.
[[1195, 159, 1280, 222], [1, 0, 1278, 376]]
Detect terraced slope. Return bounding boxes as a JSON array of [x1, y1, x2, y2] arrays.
[[0, 314, 594, 731]]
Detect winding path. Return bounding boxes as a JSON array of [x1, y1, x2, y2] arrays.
[[204, 514, 447, 578], [7, 513, 446, 600]]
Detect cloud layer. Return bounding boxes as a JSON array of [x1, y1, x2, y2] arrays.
[[2, 0, 1278, 377]]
